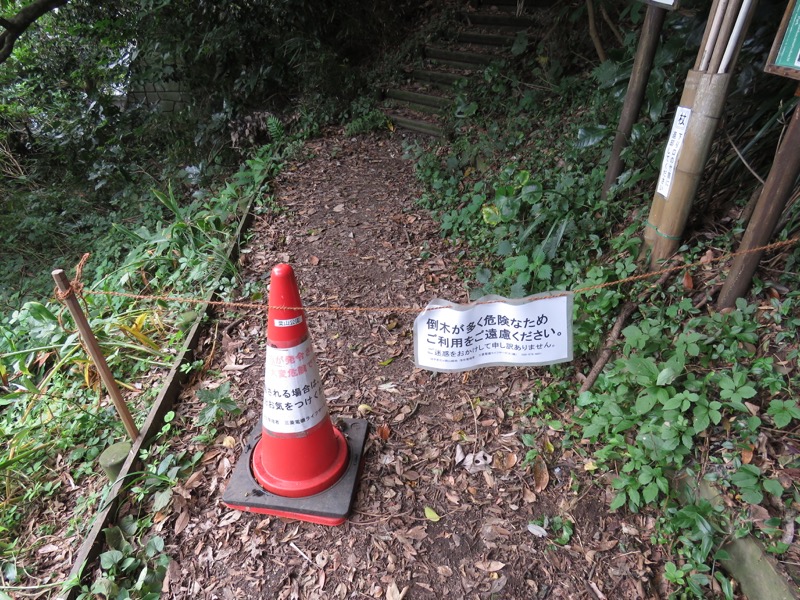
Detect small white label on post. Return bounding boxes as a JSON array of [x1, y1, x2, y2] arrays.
[[414, 293, 573, 373], [656, 106, 692, 198], [262, 338, 328, 434]]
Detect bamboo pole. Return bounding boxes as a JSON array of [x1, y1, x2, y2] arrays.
[[717, 96, 800, 308], [717, 0, 754, 73], [708, 0, 743, 73], [697, 0, 727, 71], [601, 4, 667, 199], [651, 71, 729, 265], [52, 269, 139, 440]]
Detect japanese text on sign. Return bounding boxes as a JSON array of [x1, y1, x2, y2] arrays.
[[775, 1, 800, 70], [656, 106, 692, 198], [262, 338, 328, 434], [413, 293, 573, 373]]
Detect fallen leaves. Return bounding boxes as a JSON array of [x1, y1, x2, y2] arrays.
[[386, 582, 409, 600], [474, 559, 505, 572], [423, 506, 441, 522], [454, 443, 494, 474], [533, 456, 550, 493], [527, 523, 548, 538], [377, 424, 391, 441], [174, 510, 190, 535]]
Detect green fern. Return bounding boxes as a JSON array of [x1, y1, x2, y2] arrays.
[[267, 115, 284, 143]]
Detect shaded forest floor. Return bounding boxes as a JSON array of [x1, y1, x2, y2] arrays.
[[148, 130, 667, 599]]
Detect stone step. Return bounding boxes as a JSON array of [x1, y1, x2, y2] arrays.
[[470, 0, 557, 9]]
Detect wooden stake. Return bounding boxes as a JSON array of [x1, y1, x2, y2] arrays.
[[586, 0, 606, 63], [717, 95, 800, 308], [601, 4, 666, 200], [52, 269, 139, 440]]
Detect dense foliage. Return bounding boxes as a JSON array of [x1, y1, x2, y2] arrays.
[[0, 0, 425, 305], [0, 0, 798, 596], [403, 1, 799, 596], [0, 0, 424, 592]]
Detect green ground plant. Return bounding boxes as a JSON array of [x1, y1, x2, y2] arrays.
[[0, 138, 290, 590], [406, 4, 800, 597]]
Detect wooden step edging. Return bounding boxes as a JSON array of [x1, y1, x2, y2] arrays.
[[454, 31, 515, 47], [410, 69, 465, 86], [424, 46, 494, 66], [56, 196, 257, 600], [458, 12, 537, 28], [388, 115, 444, 137], [385, 88, 451, 109]]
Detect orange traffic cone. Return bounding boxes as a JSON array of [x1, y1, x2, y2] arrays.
[[223, 264, 368, 526]]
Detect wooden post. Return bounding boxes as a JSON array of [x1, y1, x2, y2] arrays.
[[717, 95, 800, 308], [52, 269, 139, 440], [601, 4, 667, 199]]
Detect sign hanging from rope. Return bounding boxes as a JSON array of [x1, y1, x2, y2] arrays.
[[413, 293, 573, 373]]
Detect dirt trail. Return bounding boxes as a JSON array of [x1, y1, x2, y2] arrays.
[[161, 131, 662, 599]]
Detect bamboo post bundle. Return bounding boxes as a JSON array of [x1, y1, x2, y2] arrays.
[[696, 0, 727, 71], [644, 71, 700, 251], [708, 0, 743, 73], [646, 0, 758, 268], [650, 71, 729, 265], [717, 0, 754, 74]]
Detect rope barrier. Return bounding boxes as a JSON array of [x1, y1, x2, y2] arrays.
[[58, 236, 799, 315]]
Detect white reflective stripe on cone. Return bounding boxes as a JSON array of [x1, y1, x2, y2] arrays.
[[262, 338, 328, 435]]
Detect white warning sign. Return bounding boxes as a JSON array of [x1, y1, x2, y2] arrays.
[[262, 338, 328, 434], [413, 293, 573, 373], [656, 106, 692, 198]]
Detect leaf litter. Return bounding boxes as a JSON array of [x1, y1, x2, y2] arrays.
[[121, 131, 664, 599]]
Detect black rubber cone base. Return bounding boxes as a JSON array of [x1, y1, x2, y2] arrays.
[[223, 418, 368, 526]]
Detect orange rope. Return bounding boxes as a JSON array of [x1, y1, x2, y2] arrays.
[[63, 237, 798, 314], [53, 253, 90, 302]]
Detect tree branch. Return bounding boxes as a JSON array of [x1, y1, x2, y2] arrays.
[[578, 269, 673, 393], [0, 0, 69, 66], [586, 0, 607, 63]]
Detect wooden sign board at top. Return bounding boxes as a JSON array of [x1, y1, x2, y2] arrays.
[[638, 0, 680, 10], [765, 0, 800, 81]]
